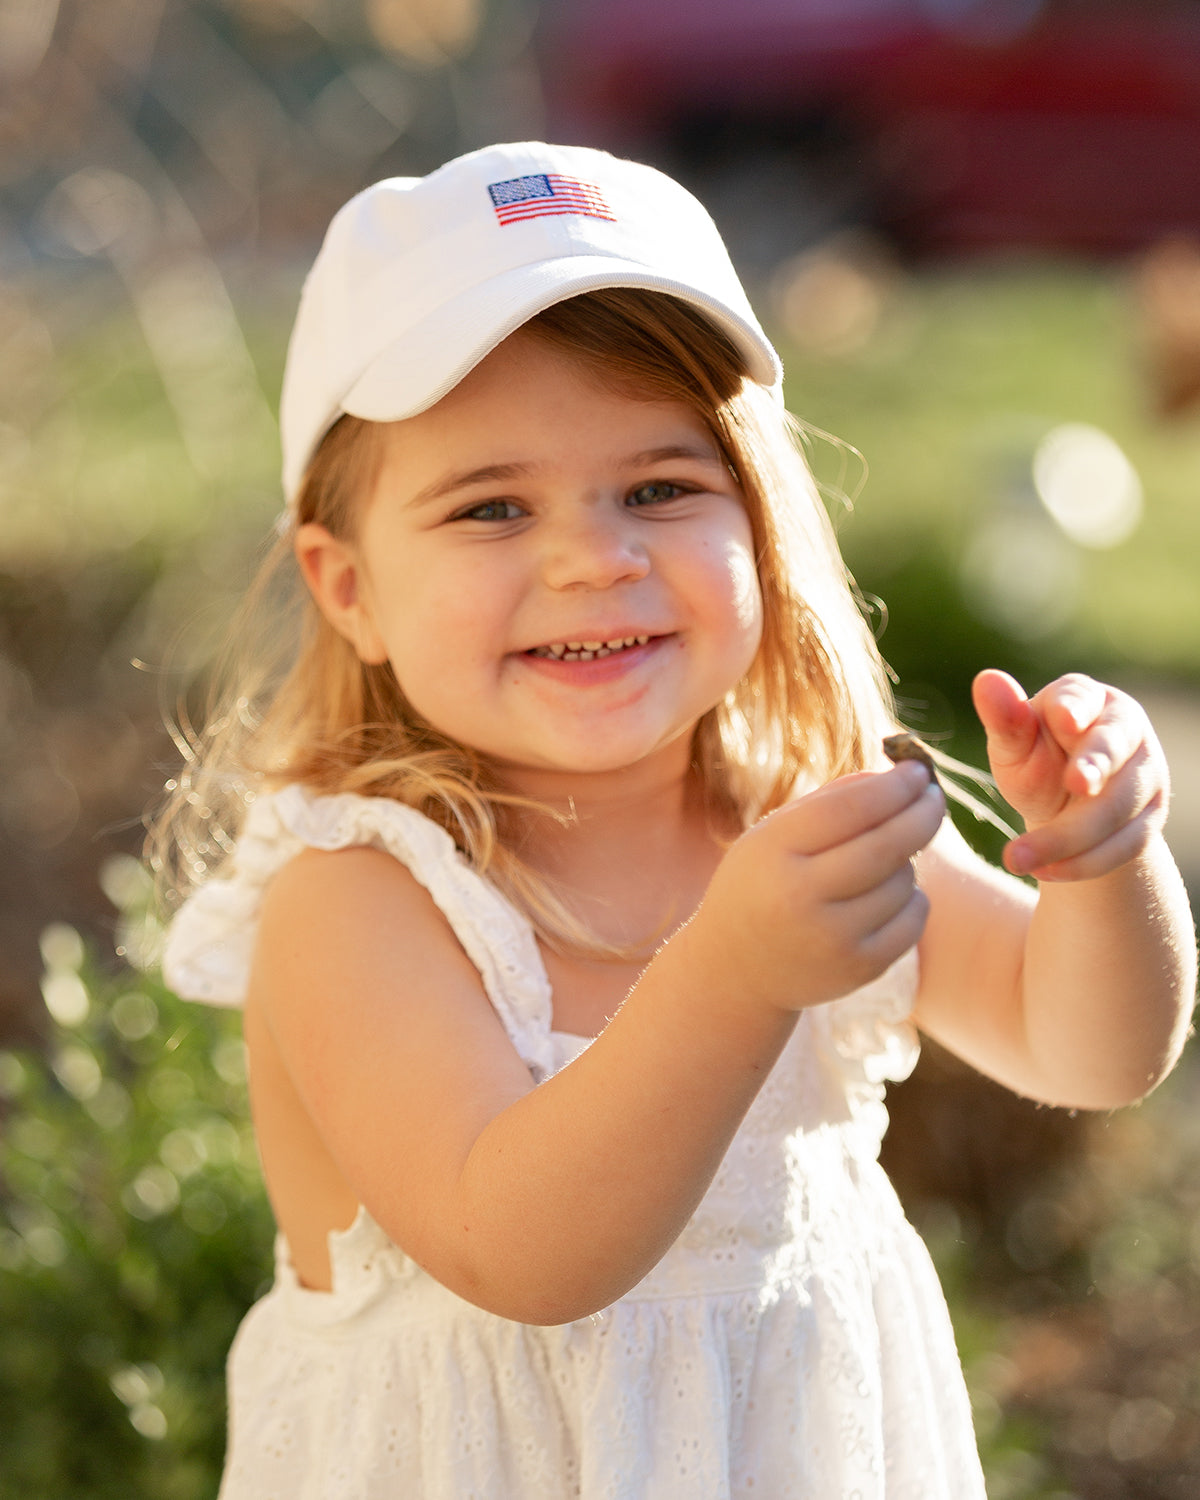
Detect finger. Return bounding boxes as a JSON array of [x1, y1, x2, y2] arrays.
[[1004, 746, 1163, 874], [766, 759, 934, 858], [972, 669, 1039, 768], [1033, 672, 1109, 746], [853, 884, 931, 979], [1059, 691, 1152, 800], [828, 861, 920, 940], [1014, 795, 1167, 882], [816, 779, 946, 900]]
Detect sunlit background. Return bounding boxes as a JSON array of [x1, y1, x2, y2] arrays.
[[1, 2, 1199, 1496]]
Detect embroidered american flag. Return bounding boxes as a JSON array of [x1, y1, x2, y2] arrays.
[[487, 173, 616, 227]]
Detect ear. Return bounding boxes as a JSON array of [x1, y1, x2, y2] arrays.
[[294, 522, 389, 664]]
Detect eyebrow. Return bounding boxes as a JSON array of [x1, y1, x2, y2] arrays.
[[406, 443, 725, 510], [626, 442, 725, 469], [408, 462, 534, 509]]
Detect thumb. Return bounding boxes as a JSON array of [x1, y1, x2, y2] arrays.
[[971, 669, 1037, 768]]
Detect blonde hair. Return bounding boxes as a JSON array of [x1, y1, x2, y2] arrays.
[[149, 288, 896, 953]]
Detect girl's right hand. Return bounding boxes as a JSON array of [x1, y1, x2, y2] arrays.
[[688, 759, 944, 1014]]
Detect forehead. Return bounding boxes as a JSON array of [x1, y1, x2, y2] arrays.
[[375, 328, 723, 474]]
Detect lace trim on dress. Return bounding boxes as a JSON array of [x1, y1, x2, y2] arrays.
[[809, 955, 921, 1154]]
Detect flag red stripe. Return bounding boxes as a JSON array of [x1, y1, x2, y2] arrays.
[[496, 205, 616, 224], [496, 203, 613, 218]]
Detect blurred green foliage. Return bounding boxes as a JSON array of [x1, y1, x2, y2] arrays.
[[0, 898, 273, 1499], [928, 1050, 1200, 1500]]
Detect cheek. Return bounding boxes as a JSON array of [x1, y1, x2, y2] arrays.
[[704, 535, 763, 682], [728, 545, 764, 640], [377, 573, 503, 699]]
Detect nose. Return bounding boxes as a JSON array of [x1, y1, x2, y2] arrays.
[[539, 506, 651, 592]]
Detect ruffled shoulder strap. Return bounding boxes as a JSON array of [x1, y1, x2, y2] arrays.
[[824, 946, 920, 1088], [806, 946, 921, 1153], [162, 785, 557, 1078]]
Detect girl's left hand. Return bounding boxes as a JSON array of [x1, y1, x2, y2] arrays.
[[972, 669, 1170, 882]]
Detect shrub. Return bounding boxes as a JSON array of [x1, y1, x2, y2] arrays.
[[0, 902, 272, 1500]]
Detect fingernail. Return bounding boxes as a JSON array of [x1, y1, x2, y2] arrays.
[[1077, 759, 1103, 795], [1006, 843, 1036, 875], [898, 758, 933, 788]]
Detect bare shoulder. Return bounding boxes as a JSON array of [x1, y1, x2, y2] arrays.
[[257, 842, 454, 969], [251, 840, 531, 1084], [247, 842, 536, 1275]]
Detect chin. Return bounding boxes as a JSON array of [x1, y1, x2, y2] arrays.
[[489, 738, 673, 782]]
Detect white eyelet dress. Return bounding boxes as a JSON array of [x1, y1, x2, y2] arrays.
[[164, 785, 986, 1500]]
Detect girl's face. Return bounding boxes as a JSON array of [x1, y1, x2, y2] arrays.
[[299, 329, 763, 793]]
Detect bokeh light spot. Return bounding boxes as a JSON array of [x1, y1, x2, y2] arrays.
[[1033, 423, 1143, 549]]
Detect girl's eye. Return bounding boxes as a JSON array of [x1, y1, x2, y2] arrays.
[[627, 481, 685, 507], [457, 499, 524, 522]]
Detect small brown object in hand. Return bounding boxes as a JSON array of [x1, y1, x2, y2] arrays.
[[883, 733, 938, 784]]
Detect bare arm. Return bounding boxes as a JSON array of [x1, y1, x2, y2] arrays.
[[251, 760, 942, 1325], [915, 672, 1196, 1110]]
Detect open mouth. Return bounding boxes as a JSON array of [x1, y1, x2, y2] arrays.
[[526, 634, 651, 662]]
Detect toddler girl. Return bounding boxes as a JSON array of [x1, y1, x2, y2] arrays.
[[158, 142, 1195, 1498]]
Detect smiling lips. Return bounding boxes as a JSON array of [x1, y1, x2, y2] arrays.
[[527, 634, 651, 661]]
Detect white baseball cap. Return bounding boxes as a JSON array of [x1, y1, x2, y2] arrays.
[[279, 140, 783, 503]]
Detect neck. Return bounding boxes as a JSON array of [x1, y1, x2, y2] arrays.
[[496, 744, 698, 850], [494, 752, 735, 953]]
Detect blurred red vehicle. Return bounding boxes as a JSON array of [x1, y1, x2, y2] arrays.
[[537, 0, 1200, 255]]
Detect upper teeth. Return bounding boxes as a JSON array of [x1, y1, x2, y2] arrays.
[[533, 635, 649, 660]]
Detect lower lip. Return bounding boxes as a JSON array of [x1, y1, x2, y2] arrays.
[[516, 638, 662, 683]]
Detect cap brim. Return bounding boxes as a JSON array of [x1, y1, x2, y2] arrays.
[[341, 254, 782, 426]]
